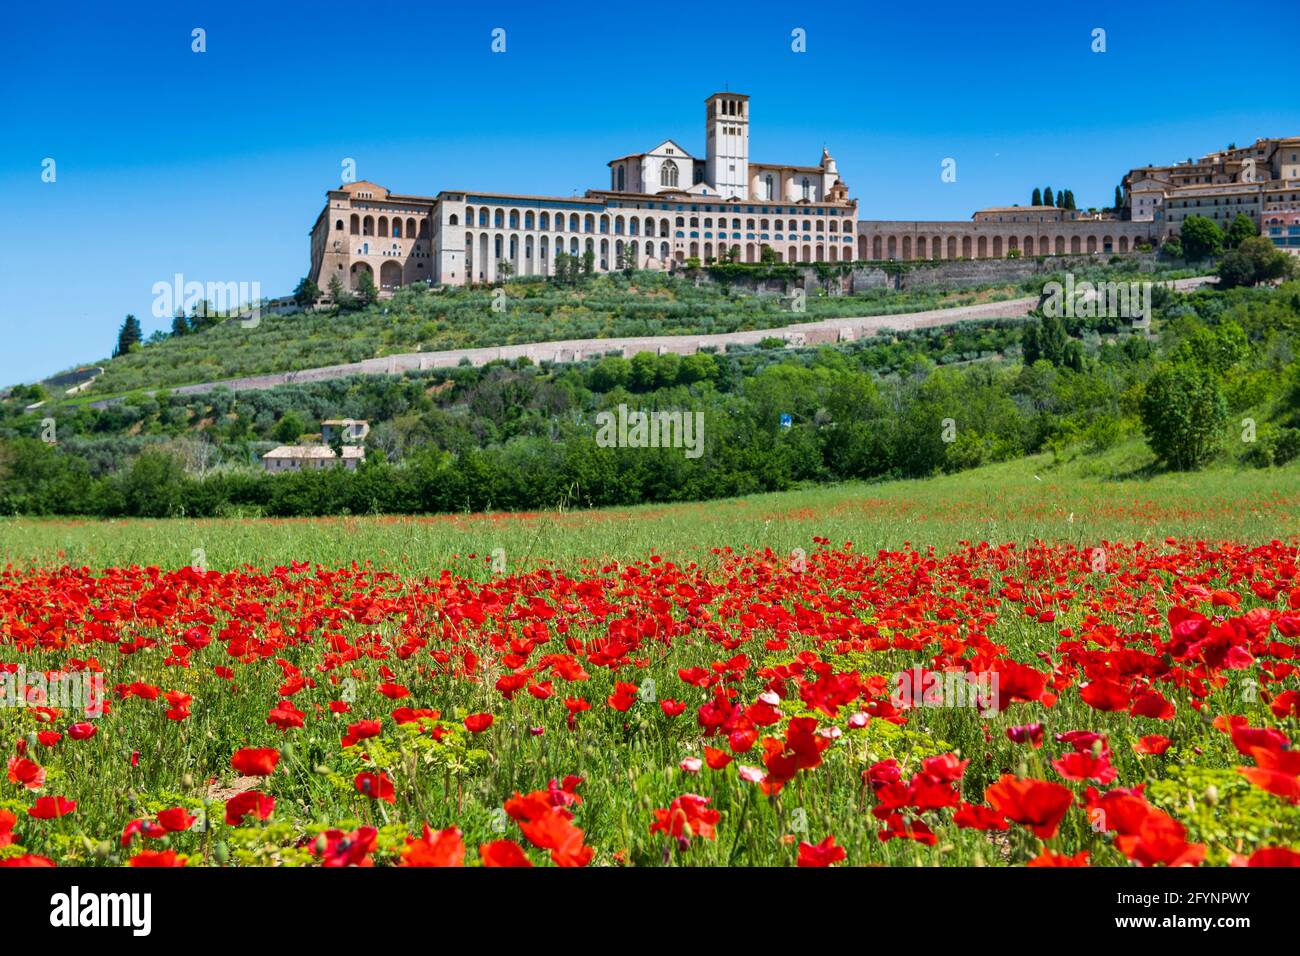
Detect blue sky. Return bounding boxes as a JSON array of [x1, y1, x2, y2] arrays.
[[2, 0, 1298, 386]]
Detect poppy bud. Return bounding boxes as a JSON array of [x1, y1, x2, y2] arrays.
[[25, 732, 37, 751], [95, 840, 112, 860], [182, 773, 195, 789], [214, 842, 230, 865], [1204, 785, 1218, 806], [280, 743, 295, 763]]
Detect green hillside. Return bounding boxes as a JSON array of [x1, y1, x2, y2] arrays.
[[68, 269, 1057, 395]]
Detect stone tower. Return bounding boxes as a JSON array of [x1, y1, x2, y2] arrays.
[[704, 92, 749, 200]]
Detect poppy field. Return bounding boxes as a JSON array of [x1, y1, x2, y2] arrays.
[[2, 519, 1300, 868]]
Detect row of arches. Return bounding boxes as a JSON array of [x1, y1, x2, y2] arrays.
[[462, 205, 848, 238], [461, 229, 854, 283], [348, 260, 406, 290], [858, 232, 1135, 261], [340, 213, 430, 239]]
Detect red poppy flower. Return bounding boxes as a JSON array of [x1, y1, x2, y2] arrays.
[[464, 713, 494, 734], [129, 850, 187, 867], [7, 757, 45, 791], [1232, 847, 1300, 867], [156, 807, 196, 831], [797, 834, 846, 867], [354, 771, 396, 803], [230, 748, 279, 776], [703, 746, 733, 770], [984, 776, 1073, 839], [479, 839, 533, 867], [225, 791, 275, 826], [1027, 849, 1090, 867], [28, 796, 76, 819], [400, 825, 465, 866], [315, 826, 378, 867], [341, 719, 382, 747], [649, 793, 720, 843], [1133, 735, 1173, 755]]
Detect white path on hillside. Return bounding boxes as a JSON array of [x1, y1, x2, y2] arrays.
[[158, 276, 1212, 399]]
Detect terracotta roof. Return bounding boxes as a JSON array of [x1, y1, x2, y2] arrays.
[[263, 444, 365, 460]]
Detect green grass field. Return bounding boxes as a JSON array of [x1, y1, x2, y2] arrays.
[[3, 442, 1296, 573]]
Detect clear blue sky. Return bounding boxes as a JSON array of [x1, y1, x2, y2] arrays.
[[3, 0, 1297, 386]]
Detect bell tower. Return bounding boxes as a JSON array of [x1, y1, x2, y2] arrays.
[[704, 92, 749, 200]]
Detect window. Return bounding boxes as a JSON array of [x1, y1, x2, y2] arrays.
[[801, 178, 811, 200], [660, 160, 679, 188], [617, 166, 625, 191], [765, 175, 774, 200]]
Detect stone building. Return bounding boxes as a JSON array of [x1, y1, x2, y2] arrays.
[[309, 92, 858, 293], [1121, 136, 1300, 237], [262, 444, 365, 473], [308, 100, 1298, 283]]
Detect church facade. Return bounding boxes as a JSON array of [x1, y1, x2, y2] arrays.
[[308, 92, 857, 293]]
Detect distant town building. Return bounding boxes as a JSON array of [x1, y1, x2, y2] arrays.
[[262, 444, 365, 473], [1122, 137, 1300, 239], [1263, 202, 1300, 254]]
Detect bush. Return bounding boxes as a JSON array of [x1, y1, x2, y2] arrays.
[[1139, 363, 1227, 470]]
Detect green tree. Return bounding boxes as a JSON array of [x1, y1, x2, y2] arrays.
[[629, 351, 658, 391], [1180, 215, 1224, 261], [1023, 312, 1068, 366], [1043, 186, 1054, 207], [328, 275, 357, 311], [1114, 184, 1124, 210], [355, 269, 379, 306], [587, 356, 631, 391], [293, 276, 320, 307], [170, 311, 190, 337], [113, 314, 143, 357], [1225, 212, 1258, 249], [1217, 235, 1297, 288], [1032, 187, 1043, 206], [1139, 363, 1227, 470], [1063, 190, 1076, 210], [274, 411, 307, 443]]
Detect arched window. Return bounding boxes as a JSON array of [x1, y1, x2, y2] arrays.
[[801, 178, 811, 200], [660, 160, 679, 188], [335, 219, 344, 231], [765, 175, 774, 200], [449, 214, 459, 226]]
